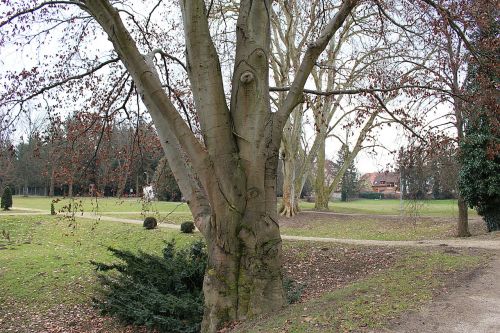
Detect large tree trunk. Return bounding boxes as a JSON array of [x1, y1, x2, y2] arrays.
[[457, 195, 470, 237], [202, 195, 284, 332]]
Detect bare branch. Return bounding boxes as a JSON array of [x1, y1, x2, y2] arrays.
[[274, 0, 359, 129], [270, 84, 467, 100], [3, 58, 120, 108], [371, 93, 427, 143], [0, 1, 86, 29]]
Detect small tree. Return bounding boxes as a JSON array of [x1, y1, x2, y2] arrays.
[[1, 186, 12, 211], [338, 145, 358, 202]]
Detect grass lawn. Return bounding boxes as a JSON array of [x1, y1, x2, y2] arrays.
[[279, 213, 487, 241], [14, 196, 476, 218], [0, 214, 199, 310], [98, 212, 194, 225], [11, 195, 190, 214], [297, 199, 477, 217], [280, 216, 453, 241]]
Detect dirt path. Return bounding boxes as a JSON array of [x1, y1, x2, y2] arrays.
[[301, 209, 484, 221], [380, 255, 500, 333], [281, 235, 500, 250]]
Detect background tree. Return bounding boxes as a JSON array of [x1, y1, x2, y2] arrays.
[[459, 2, 499, 232], [153, 156, 182, 202], [338, 144, 359, 202], [0, 117, 15, 192], [459, 114, 500, 231]]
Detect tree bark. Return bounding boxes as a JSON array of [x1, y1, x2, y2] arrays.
[[280, 153, 299, 216], [457, 195, 470, 237], [68, 179, 73, 198], [49, 168, 55, 197], [314, 140, 330, 210]]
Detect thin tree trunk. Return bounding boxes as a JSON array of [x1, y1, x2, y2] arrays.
[[314, 141, 329, 210], [280, 154, 298, 216], [457, 195, 470, 237], [49, 168, 55, 197]]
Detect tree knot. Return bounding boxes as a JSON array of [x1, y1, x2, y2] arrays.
[[246, 187, 260, 199], [240, 71, 255, 84]]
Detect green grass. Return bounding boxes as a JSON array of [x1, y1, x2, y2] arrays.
[[0, 215, 200, 310], [11, 196, 190, 213], [280, 216, 464, 241], [14, 196, 476, 218], [236, 249, 489, 332], [297, 199, 477, 217]]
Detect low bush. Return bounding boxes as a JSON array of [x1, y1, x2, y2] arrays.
[[359, 192, 384, 200], [92, 240, 207, 333], [143, 216, 157, 229], [283, 277, 305, 304], [181, 221, 195, 233]]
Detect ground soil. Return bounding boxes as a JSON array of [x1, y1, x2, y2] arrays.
[[282, 243, 401, 301], [379, 254, 500, 333]]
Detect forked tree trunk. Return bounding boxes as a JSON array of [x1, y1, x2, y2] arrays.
[[202, 193, 285, 332], [457, 195, 470, 237]]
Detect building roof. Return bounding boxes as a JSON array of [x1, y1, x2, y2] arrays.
[[361, 172, 399, 186]]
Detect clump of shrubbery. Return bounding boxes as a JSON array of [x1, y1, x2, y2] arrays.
[[181, 221, 195, 233], [143, 216, 157, 229], [92, 240, 207, 333]]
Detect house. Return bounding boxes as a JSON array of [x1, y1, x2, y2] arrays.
[[360, 172, 400, 193]]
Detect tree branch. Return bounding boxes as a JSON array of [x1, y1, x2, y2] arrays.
[[274, 0, 359, 130], [0, 1, 86, 29], [371, 93, 427, 143]]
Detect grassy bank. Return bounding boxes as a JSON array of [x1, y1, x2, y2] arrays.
[[0, 215, 198, 309], [234, 248, 490, 332]]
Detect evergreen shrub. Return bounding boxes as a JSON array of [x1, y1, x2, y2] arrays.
[[1, 187, 12, 210], [143, 216, 157, 229], [92, 240, 207, 333], [180, 221, 195, 233]]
